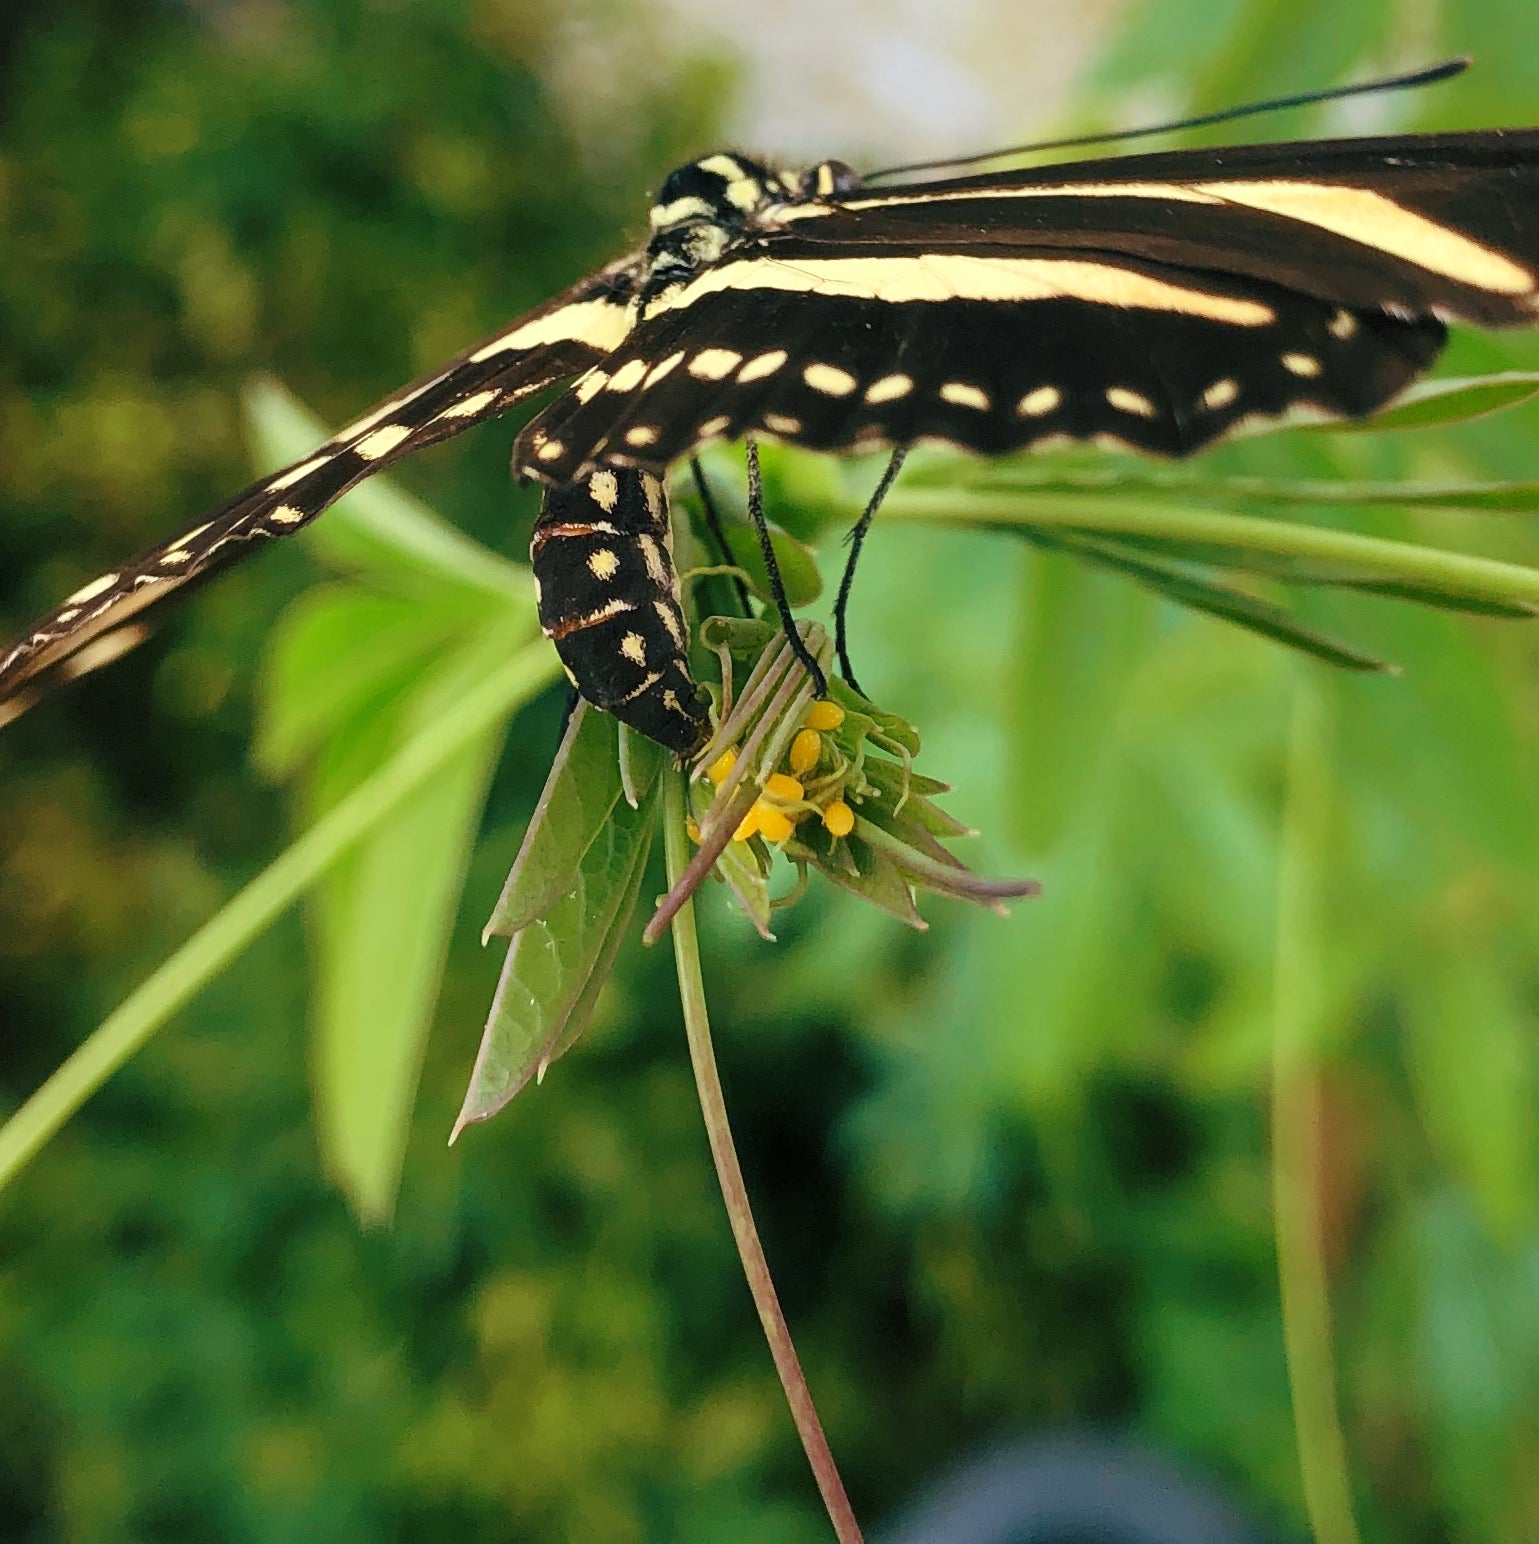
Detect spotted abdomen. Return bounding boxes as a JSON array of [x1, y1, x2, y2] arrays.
[[531, 467, 707, 755]]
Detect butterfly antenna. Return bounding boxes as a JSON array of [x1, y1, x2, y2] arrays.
[[863, 56, 1470, 182]]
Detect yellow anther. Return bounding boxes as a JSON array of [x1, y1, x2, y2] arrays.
[[763, 772, 803, 803], [733, 805, 761, 842], [757, 806, 795, 845], [686, 816, 701, 843], [804, 700, 845, 732], [788, 728, 821, 775], [706, 748, 737, 785], [822, 800, 855, 838]]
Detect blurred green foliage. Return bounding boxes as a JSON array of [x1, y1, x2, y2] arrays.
[[4, 1, 1539, 1541]]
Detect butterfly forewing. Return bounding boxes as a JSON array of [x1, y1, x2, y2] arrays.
[[806, 131, 1539, 325], [0, 260, 641, 718]]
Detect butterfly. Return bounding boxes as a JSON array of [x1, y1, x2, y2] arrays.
[[3, 65, 1537, 754]]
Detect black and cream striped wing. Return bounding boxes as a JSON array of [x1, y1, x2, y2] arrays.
[[0, 260, 641, 722], [512, 130, 1539, 482]]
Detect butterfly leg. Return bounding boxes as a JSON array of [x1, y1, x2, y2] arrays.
[[744, 437, 828, 697], [834, 448, 907, 697], [688, 456, 753, 616]]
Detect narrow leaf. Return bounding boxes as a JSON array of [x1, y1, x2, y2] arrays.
[[882, 490, 1539, 616], [1031, 530, 1393, 672], [954, 464, 1539, 518], [1312, 372, 1539, 434]]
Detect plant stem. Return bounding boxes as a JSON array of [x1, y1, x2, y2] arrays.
[[0, 643, 558, 1197], [662, 766, 865, 1544], [1273, 680, 1362, 1544]]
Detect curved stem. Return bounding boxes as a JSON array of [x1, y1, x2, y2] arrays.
[[662, 766, 864, 1544]]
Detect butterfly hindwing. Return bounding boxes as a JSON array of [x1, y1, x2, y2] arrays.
[[0, 261, 641, 718]]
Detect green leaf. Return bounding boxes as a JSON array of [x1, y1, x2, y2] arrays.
[[1294, 372, 1539, 436], [1030, 529, 1394, 672], [954, 463, 1539, 519], [242, 378, 528, 605], [306, 621, 526, 1223], [254, 586, 468, 776], [482, 702, 661, 940], [881, 489, 1539, 616], [452, 768, 662, 1134]]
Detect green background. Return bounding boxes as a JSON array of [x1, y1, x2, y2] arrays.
[[3, 0, 1539, 1539]]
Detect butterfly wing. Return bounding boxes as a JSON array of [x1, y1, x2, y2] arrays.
[[0, 260, 640, 723], [512, 130, 1539, 481], [822, 130, 1539, 326]]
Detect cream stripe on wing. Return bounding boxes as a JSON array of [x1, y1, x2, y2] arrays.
[[843, 176, 1534, 298], [470, 295, 635, 362], [645, 252, 1276, 324], [1192, 180, 1534, 296]]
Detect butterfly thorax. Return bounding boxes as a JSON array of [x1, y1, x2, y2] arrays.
[[642, 152, 863, 296]]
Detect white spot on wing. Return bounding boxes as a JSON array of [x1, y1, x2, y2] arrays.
[[1017, 386, 1061, 417], [763, 412, 802, 434], [645, 351, 686, 386], [607, 359, 648, 393], [803, 363, 858, 396], [354, 423, 412, 460], [1328, 309, 1358, 340], [625, 425, 659, 447], [688, 348, 743, 380], [738, 350, 788, 383], [269, 505, 305, 525], [1106, 387, 1157, 418], [940, 382, 990, 410], [439, 388, 499, 421], [620, 631, 647, 666], [865, 374, 913, 404], [1201, 379, 1240, 411], [588, 548, 621, 581], [1282, 352, 1323, 378]]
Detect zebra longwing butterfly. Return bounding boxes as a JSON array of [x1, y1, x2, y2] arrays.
[[3, 91, 1538, 754]]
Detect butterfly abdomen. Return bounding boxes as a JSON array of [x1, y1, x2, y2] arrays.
[[531, 467, 708, 756]]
